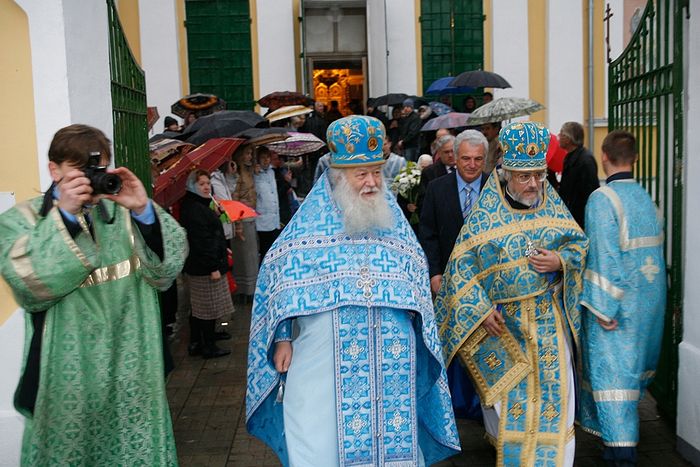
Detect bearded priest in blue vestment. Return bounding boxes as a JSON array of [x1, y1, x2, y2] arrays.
[[578, 130, 666, 467], [246, 115, 460, 467], [435, 122, 589, 467]]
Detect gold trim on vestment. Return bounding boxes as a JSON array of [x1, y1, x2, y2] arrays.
[[592, 389, 640, 402], [598, 186, 664, 251], [457, 326, 531, 406], [50, 206, 93, 269], [493, 289, 572, 466], [452, 217, 581, 258], [583, 269, 624, 300], [80, 256, 140, 288], [9, 235, 55, 301], [15, 201, 39, 226]]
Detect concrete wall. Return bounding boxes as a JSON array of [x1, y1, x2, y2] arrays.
[[678, 7, 700, 465], [384, 0, 418, 95], [491, 0, 529, 101], [546, 0, 584, 131], [140, 0, 184, 131], [256, 0, 297, 98], [366, 0, 388, 98]]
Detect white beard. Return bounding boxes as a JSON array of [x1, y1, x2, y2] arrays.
[[331, 172, 394, 234]]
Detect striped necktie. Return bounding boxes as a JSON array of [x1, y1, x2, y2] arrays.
[[462, 186, 472, 219]]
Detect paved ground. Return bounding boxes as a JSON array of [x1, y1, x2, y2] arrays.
[[166, 304, 691, 466]]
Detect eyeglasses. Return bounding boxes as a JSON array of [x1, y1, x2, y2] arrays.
[[512, 171, 547, 184]]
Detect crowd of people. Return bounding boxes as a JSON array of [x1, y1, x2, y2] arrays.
[[0, 103, 665, 466]]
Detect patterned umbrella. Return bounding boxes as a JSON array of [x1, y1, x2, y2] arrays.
[[465, 97, 544, 125], [233, 127, 289, 146], [264, 132, 325, 156], [258, 91, 313, 111], [449, 70, 511, 89], [153, 137, 245, 207], [420, 112, 472, 131], [265, 105, 312, 123], [171, 93, 226, 118]]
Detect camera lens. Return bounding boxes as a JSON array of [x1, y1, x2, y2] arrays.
[[91, 172, 122, 195]]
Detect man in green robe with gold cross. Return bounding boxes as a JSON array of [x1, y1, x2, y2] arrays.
[[0, 124, 187, 466]]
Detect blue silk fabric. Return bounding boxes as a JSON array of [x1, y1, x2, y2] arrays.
[[435, 173, 588, 466], [245, 172, 460, 466], [578, 180, 666, 447]]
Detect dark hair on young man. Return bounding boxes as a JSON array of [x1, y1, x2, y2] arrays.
[[48, 124, 111, 167], [602, 130, 637, 166]]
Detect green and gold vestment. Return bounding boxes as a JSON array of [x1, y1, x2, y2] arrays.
[[0, 196, 186, 466]]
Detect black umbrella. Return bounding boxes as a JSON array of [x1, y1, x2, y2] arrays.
[[449, 70, 511, 89], [184, 111, 267, 146], [372, 93, 409, 106], [148, 131, 189, 144]]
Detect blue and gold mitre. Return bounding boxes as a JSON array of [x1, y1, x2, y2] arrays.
[[498, 121, 550, 171], [327, 115, 386, 168]]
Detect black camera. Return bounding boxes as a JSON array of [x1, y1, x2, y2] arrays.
[[84, 152, 122, 195]]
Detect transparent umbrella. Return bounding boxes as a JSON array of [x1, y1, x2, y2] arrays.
[[466, 97, 544, 125]]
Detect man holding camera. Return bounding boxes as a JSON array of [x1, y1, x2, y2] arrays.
[[0, 124, 187, 465]]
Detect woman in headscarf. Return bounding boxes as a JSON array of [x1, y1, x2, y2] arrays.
[[231, 144, 259, 300], [179, 169, 234, 359]]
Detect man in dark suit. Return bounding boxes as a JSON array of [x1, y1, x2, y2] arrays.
[[419, 129, 489, 419], [420, 133, 455, 190], [420, 129, 488, 295], [557, 121, 600, 229]]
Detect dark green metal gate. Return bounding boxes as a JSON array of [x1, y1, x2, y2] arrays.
[[107, 0, 150, 195], [184, 0, 254, 110], [607, 0, 687, 418], [419, 0, 483, 96]]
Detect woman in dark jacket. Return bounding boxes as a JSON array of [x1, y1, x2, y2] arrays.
[[179, 169, 234, 359]]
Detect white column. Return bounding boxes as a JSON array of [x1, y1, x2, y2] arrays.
[[140, 0, 184, 131], [546, 0, 584, 131], [256, 0, 297, 97], [491, 0, 529, 101], [1, 2, 114, 463], [384, 0, 417, 95], [0, 310, 24, 467], [366, 0, 388, 98], [678, 9, 700, 464]]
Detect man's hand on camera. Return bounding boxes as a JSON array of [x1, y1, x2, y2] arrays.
[[104, 167, 149, 214], [57, 169, 94, 215]]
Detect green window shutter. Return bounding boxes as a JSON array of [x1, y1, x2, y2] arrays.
[[185, 0, 255, 110]]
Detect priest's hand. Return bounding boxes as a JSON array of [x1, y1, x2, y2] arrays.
[[430, 274, 443, 295], [483, 308, 505, 337], [597, 317, 619, 331], [104, 167, 149, 215], [273, 341, 293, 373], [528, 248, 562, 273]]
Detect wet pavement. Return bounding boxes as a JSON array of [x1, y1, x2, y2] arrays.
[[166, 304, 691, 466]]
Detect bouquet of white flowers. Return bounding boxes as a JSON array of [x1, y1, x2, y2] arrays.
[[391, 161, 422, 224]]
